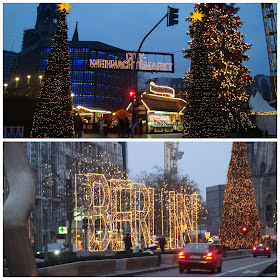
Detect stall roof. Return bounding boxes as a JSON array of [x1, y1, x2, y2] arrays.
[[73, 105, 111, 114], [141, 93, 186, 113], [249, 91, 276, 113]]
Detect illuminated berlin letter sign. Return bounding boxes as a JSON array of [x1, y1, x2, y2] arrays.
[[88, 51, 174, 73]]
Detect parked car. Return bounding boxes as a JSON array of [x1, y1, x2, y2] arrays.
[[178, 243, 223, 273], [253, 243, 271, 258], [37, 243, 69, 256]]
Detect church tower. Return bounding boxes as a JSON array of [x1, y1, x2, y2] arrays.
[[22, 4, 60, 50]]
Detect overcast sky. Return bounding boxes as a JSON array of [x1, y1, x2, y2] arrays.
[[128, 141, 233, 201], [3, 1, 271, 80]]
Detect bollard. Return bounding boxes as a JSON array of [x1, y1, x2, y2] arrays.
[[156, 251, 161, 266]]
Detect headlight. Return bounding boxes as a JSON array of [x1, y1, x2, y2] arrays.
[[37, 251, 40, 254], [54, 250, 60, 255]]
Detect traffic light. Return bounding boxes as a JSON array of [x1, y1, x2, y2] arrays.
[[129, 89, 136, 102], [168, 6, 179, 26], [242, 227, 248, 234]]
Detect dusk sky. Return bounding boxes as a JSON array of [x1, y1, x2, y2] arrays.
[[3, 2, 271, 81], [128, 141, 233, 201]]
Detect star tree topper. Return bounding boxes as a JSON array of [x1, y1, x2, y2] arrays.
[[57, 3, 72, 13], [191, 10, 205, 22]]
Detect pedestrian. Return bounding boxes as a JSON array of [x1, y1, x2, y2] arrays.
[[139, 118, 143, 135], [158, 235, 166, 253], [119, 118, 124, 137], [124, 116, 130, 137], [74, 113, 84, 138], [103, 116, 108, 136], [99, 117, 104, 135], [123, 233, 132, 251]]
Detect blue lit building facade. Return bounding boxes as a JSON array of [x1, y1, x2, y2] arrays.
[[37, 43, 131, 110]]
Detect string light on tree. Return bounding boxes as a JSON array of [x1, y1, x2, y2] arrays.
[[182, 10, 227, 138], [31, 3, 74, 137], [219, 142, 261, 248], [184, 3, 255, 136]]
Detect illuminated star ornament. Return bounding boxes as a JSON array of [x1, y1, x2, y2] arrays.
[[57, 3, 72, 13], [191, 10, 205, 22]]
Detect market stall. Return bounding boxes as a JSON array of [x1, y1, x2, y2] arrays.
[[127, 82, 186, 133], [73, 105, 111, 133]]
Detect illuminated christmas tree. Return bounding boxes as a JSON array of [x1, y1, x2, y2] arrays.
[[31, 3, 74, 138], [184, 4, 254, 136], [183, 11, 227, 138], [219, 142, 261, 248]]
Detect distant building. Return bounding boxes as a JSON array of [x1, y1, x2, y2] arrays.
[[8, 3, 132, 111], [244, 74, 274, 103], [206, 184, 226, 236], [4, 142, 127, 252], [246, 142, 277, 236], [3, 50, 18, 83]]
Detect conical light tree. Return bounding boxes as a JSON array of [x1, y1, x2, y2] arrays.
[[184, 3, 254, 136], [219, 142, 261, 248], [31, 3, 74, 138], [183, 10, 227, 138]]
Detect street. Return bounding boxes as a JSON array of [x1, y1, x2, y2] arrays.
[[136, 254, 277, 277]]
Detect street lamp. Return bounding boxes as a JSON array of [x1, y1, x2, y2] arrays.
[[27, 75, 31, 85], [15, 77, 19, 87], [4, 83, 8, 92], [39, 75, 43, 85]]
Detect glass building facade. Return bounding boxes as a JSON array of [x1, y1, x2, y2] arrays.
[[38, 47, 131, 111]]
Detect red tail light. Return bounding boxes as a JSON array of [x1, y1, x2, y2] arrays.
[[206, 252, 213, 260], [265, 247, 270, 251], [178, 251, 185, 259], [253, 247, 257, 251]]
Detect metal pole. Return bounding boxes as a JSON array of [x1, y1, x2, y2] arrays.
[[131, 13, 168, 138]]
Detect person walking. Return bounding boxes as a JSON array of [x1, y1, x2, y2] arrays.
[[119, 118, 124, 137], [74, 113, 83, 138], [99, 117, 104, 135], [158, 235, 166, 253], [123, 116, 130, 137], [103, 117, 108, 136], [123, 233, 132, 251], [139, 118, 143, 135]]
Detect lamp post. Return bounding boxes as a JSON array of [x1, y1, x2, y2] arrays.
[[4, 83, 8, 93], [15, 77, 19, 88], [27, 75, 31, 85], [39, 75, 43, 85]]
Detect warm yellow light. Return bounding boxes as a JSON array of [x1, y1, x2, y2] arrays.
[[15, 77, 19, 81], [27, 75, 31, 79], [39, 75, 43, 79], [191, 10, 205, 22], [4, 83, 8, 87], [57, 3, 72, 13]]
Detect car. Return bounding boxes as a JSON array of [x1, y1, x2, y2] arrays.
[[178, 243, 223, 273], [253, 243, 271, 258], [37, 243, 69, 256]]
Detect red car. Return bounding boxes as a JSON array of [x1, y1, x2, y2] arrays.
[[253, 243, 271, 258], [178, 243, 223, 273]]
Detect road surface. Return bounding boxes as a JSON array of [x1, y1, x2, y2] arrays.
[[136, 253, 277, 277]]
